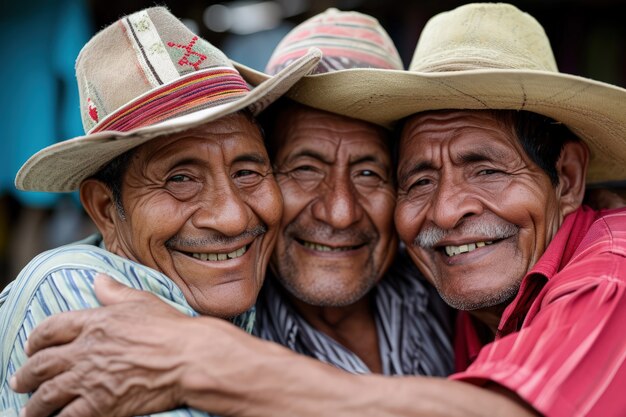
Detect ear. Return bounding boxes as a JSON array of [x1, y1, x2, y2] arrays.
[[556, 141, 589, 217], [80, 179, 122, 247]]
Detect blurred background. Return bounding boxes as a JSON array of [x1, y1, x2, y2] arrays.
[[1, 0, 625, 290]]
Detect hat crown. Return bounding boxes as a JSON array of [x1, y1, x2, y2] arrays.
[[266, 8, 403, 75], [76, 7, 246, 134], [410, 3, 558, 73]]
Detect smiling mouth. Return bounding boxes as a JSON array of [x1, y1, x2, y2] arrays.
[[442, 240, 496, 257], [297, 239, 365, 253], [185, 244, 249, 261]]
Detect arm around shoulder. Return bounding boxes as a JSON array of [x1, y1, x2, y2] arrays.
[[179, 319, 538, 417]]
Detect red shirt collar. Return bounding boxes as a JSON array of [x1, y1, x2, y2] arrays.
[[454, 206, 600, 370], [497, 205, 599, 336]]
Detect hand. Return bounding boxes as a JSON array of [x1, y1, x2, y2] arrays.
[[10, 274, 203, 417]]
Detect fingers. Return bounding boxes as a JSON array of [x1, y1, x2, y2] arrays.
[[19, 371, 79, 417], [55, 399, 100, 417], [11, 345, 74, 394], [22, 311, 87, 356], [94, 273, 157, 306]]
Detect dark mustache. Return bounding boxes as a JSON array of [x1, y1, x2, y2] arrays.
[[165, 225, 267, 248]]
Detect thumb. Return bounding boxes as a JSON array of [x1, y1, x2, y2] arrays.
[[94, 273, 151, 305]]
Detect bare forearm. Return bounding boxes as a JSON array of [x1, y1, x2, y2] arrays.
[[182, 320, 537, 417]]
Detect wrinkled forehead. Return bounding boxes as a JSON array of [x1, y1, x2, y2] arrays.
[[127, 113, 267, 172], [270, 103, 393, 160], [399, 109, 520, 153]]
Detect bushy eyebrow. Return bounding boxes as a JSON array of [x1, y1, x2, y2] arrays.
[[398, 161, 436, 186], [233, 152, 269, 165], [458, 145, 509, 164], [285, 149, 332, 164]]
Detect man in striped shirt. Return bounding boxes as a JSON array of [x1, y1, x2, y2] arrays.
[[0, 6, 321, 417], [252, 9, 453, 377]]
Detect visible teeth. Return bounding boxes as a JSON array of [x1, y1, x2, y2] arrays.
[[191, 245, 248, 262], [228, 247, 245, 259], [303, 241, 353, 252], [444, 241, 494, 257]]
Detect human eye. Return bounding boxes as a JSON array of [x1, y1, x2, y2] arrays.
[[353, 168, 386, 187], [293, 165, 317, 172], [399, 176, 434, 199], [164, 172, 200, 200], [167, 174, 191, 182], [477, 168, 503, 175], [359, 169, 379, 178], [233, 169, 260, 178], [289, 164, 324, 181], [233, 168, 264, 186]]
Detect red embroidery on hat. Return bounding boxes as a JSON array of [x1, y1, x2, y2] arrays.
[[87, 98, 99, 122], [167, 36, 207, 70]]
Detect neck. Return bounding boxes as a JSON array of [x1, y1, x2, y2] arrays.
[[469, 303, 508, 338], [287, 291, 383, 373]]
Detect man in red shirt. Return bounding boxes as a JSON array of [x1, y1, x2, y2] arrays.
[[10, 3, 626, 417]]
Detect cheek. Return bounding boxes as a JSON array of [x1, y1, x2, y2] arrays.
[[126, 194, 189, 241], [365, 189, 396, 239], [488, 179, 556, 227], [277, 179, 315, 225], [245, 179, 283, 228], [394, 199, 425, 246]]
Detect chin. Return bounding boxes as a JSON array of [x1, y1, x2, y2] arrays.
[[438, 285, 519, 311], [195, 298, 255, 319], [190, 283, 259, 319]]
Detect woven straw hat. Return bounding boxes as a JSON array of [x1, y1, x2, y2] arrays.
[[15, 7, 321, 192], [287, 3, 626, 183]]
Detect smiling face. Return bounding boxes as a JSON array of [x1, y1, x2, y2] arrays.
[[81, 113, 282, 318], [395, 110, 581, 312], [269, 105, 397, 307]]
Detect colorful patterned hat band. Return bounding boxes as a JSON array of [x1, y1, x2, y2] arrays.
[[90, 68, 249, 133], [266, 8, 403, 75]]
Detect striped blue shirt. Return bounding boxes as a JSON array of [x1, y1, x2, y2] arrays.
[[254, 248, 455, 376], [0, 234, 254, 416]]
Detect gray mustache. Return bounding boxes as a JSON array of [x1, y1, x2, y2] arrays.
[[414, 221, 518, 249], [166, 225, 267, 248]]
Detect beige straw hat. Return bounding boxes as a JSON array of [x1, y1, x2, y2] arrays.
[[286, 3, 626, 183], [15, 7, 321, 192]]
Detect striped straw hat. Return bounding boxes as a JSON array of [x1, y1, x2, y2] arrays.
[[15, 7, 321, 192], [287, 3, 626, 183], [265, 8, 403, 76]]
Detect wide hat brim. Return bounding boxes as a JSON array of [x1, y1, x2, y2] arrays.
[[15, 49, 321, 193], [286, 67, 626, 184]]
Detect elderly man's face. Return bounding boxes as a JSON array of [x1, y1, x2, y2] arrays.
[[395, 110, 565, 311], [91, 113, 282, 318], [270, 106, 397, 307]]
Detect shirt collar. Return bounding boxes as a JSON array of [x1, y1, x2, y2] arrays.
[[497, 205, 599, 336]]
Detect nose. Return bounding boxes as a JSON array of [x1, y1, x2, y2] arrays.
[[430, 173, 483, 230], [191, 180, 250, 236], [311, 170, 363, 230]]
